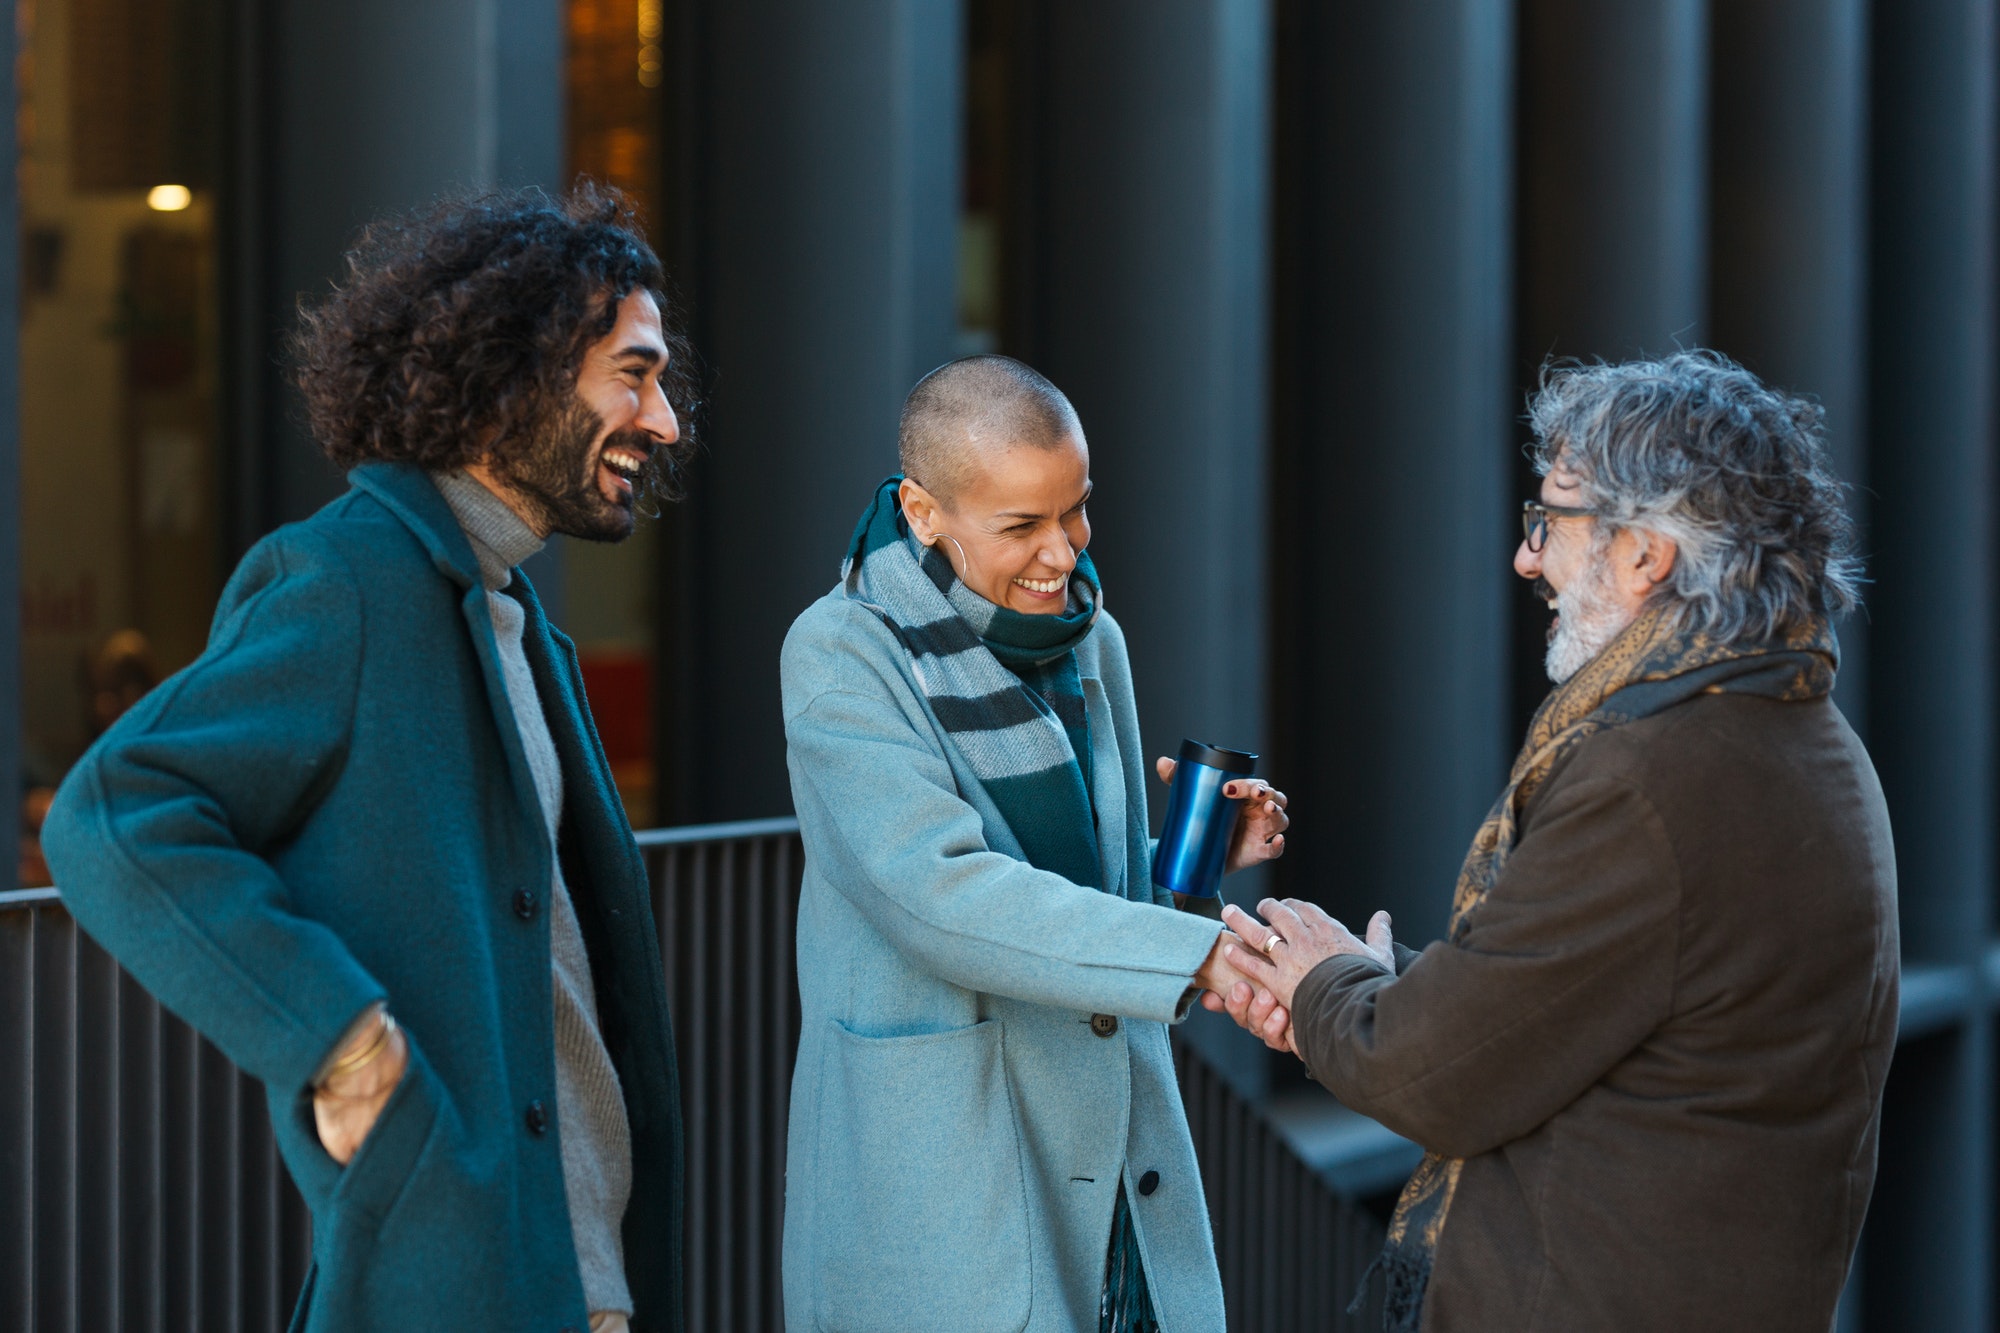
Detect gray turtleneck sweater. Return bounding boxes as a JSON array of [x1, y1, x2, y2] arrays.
[[434, 470, 634, 1319]]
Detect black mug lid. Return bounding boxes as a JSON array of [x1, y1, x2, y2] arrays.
[[1177, 739, 1258, 775]]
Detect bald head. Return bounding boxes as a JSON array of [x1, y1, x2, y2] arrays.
[[899, 355, 1084, 508]]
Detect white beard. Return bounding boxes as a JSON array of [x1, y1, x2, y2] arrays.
[[1545, 562, 1636, 684]]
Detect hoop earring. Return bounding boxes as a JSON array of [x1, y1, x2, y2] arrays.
[[929, 532, 970, 577]]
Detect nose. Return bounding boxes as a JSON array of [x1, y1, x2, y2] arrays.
[[640, 377, 680, 445], [1514, 535, 1541, 581], [1039, 525, 1079, 573]]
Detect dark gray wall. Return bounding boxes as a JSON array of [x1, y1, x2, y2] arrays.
[[1517, 0, 1708, 360], [1034, 0, 1270, 789], [1863, 3, 1996, 1321], [1709, 0, 1871, 726], [690, 0, 962, 818], [1868, 0, 1995, 967], [1272, 0, 1515, 948], [1513, 0, 1709, 727], [1025, 0, 1271, 1090], [263, 0, 564, 531]]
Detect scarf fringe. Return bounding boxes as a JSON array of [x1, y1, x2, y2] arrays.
[[1347, 1248, 1430, 1332]]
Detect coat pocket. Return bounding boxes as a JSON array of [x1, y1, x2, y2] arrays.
[[326, 1040, 444, 1225], [814, 1018, 1031, 1333]]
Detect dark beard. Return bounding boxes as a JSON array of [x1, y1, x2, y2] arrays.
[[491, 396, 656, 543]]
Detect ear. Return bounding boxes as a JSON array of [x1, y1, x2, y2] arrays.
[[898, 477, 941, 544], [1623, 528, 1678, 596]]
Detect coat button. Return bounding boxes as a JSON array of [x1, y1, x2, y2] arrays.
[[525, 1100, 548, 1135], [1090, 1014, 1119, 1038], [1138, 1170, 1160, 1196], [513, 888, 539, 920]]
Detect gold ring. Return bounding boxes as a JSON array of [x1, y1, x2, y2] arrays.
[[1264, 932, 1283, 954]]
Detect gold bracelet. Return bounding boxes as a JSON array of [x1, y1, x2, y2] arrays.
[[318, 1012, 397, 1087]]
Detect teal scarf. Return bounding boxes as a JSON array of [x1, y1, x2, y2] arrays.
[[842, 475, 1103, 889]]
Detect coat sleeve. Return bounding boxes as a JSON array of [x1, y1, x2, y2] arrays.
[[782, 610, 1221, 1023], [1291, 765, 1681, 1159], [40, 528, 388, 1099]]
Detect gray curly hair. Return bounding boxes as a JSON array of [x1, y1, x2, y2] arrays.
[[1527, 351, 1862, 643]]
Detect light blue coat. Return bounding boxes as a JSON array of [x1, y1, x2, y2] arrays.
[[780, 591, 1229, 1333]]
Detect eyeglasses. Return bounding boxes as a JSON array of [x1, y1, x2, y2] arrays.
[[1520, 500, 1598, 553]]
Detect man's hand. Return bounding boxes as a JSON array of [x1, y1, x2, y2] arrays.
[[1198, 900, 1395, 1053], [312, 1015, 409, 1166], [1155, 757, 1290, 873]]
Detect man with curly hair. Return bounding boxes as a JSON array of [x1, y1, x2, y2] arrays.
[[43, 184, 694, 1333], [1214, 352, 1897, 1332]]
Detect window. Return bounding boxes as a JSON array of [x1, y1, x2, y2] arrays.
[[18, 0, 227, 885], [565, 0, 670, 827]]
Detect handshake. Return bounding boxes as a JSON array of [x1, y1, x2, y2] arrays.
[[1191, 898, 1397, 1056]]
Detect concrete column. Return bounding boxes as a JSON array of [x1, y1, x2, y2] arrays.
[[262, 0, 564, 529], [1709, 0, 1871, 726], [1517, 0, 1708, 358], [1023, 0, 1270, 1088], [1865, 0, 1996, 1325], [1030, 0, 1269, 826], [689, 0, 961, 817], [1868, 0, 1996, 967], [1513, 0, 1708, 726], [1272, 0, 1514, 949]]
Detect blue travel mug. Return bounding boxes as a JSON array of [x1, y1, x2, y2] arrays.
[[1152, 739, 1259, 919]]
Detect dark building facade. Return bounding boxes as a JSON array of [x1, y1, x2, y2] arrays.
[[2, 1, 1994, 1327]]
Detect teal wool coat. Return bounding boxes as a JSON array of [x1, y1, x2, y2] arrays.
[[40, 463, 683, 1332], [780, 591, 1230, 1333]]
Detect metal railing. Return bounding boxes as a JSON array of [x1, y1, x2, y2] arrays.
[[0, 887, 313, 1333], [2, 820, 1385, 1331]]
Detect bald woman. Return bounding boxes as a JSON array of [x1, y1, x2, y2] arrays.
[[778, 355, 1289, 1333]]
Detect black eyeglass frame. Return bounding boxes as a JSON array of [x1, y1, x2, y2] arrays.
[[1520, 500, 1598, 553]]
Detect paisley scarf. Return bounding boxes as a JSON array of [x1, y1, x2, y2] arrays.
[[1370, 602, 1838, 1330]]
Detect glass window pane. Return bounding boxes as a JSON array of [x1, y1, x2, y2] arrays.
[[566, 0, 668, 828], [19, 0, 227, 885]]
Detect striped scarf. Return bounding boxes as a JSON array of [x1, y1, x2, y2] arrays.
[[842, 476, 1104, 891], [1371, 602, 1839, 1330]]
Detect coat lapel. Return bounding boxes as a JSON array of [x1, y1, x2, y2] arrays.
[[1082, 676, 1129, 899], [348, 463, 549, 853]]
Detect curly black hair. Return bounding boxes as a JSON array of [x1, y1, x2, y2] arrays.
[[290, 181, 698, 491]]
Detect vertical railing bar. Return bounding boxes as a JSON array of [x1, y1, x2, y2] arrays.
[[0, 903, 36, 1331], [683, 840, 709, 1333], [736, 834, 768, 1323], [715, 839, 740, 1330], [74, 928, 118, 1333], [31, 904, 79, 1333]]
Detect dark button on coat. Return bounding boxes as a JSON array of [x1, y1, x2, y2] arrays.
[[41, 462, 685, 1332]]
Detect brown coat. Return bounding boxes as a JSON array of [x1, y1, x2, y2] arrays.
[[1295, 692, 1899, 1332]]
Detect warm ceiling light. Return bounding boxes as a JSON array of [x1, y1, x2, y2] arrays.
[[147, 184, 192, 212]]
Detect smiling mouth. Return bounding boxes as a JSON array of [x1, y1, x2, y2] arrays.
[[598, 444, 649, 501], [1533, 577, 1560, 642], [1014, 574, 1066, 596]]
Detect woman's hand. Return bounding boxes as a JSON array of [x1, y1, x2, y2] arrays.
[[313, 1016, 409, 1165], [1155, 757, 1290, 873], [1193, 928, 1257, 997], [1203, 980, 1299, 1054]]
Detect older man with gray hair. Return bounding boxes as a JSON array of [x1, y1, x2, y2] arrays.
[[1217, 351, 1898, 1332]]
